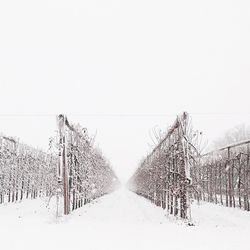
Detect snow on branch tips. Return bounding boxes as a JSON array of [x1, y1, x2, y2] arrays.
[[127, 112, 199, 222], [56, 114, 119, 215], [0, 135, 57, 204]]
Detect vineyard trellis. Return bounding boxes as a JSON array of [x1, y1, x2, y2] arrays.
[[57, 114, 118, 215], [1, 112, 250, 221], [128, 112, 199, 221], [0, 115, 118, 217], [193, 140, 250, 211]]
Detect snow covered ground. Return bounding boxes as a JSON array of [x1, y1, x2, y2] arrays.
[[0, 187, 249, 250]]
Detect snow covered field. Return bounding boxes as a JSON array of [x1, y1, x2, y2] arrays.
[[0, 187, 249, 250]]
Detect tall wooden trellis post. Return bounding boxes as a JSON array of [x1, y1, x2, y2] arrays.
[[57, 114, 70, 215]]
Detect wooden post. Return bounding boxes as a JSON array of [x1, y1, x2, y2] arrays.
[[228, 147, 232, 207], [246, 143, 250, 211], [238, 154, 242, 209], [58, 114, 70, 215], [180, 112, 191, 220]]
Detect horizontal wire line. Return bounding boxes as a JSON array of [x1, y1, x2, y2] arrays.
[[76, 113, 250, 116], [0, 113, 249, 117]]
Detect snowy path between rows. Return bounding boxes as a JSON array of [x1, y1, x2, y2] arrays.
[[0, 187, 249, 250]]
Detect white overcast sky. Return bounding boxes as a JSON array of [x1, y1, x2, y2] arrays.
[[0, 0, 250, 182]]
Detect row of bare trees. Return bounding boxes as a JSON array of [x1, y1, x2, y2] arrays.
[[56, 115, 119, 214], [129, 112, 250, 216], [0, 135, 57, 204], [192, 141, 250, 211], [0, 115, 119, 215], [128, 112, 199, 221]]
